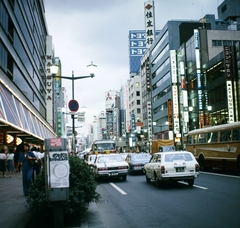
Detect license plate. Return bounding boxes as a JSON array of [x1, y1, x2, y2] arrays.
[[109, 172, 118, 176], [176, 167, 184, 172]]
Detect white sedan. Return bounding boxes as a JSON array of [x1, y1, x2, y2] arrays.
[[143, 151, 199, 187], [93, 154, 129, 181]]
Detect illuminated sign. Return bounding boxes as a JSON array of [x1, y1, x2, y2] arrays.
[[170, 50, 177, 83], [223, 45, 232, 78], [131, 114, 136, 143], [170, 50, 179, 134], [147, 102, 152, 140], [226, 81, 234, 123]]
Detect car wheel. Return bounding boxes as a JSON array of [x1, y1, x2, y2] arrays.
[[122, 175, 127, 181], [146, 174, 151, 183], [128, 168, 132, 175], [199, 155, 205, 171], [188, 179, 194, 187], [155, 175, 160, 187]]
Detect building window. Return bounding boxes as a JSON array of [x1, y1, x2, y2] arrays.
[[137, 100, 140, 105], [136, 91, 140, 96], [137, 108, 141, 114], [212, 40, 222, 47], [136, 82, 140, 88]]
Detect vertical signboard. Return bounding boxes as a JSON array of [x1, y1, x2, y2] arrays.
[[170, 50, 180, 134], [57, 107, 62, 137], [46, 36, 53, 126], [131, 114, 136, 144], [223, 46, 234, 123], [144, 1, 155, 49], [147, 102, 152, 141], [194, 29, 203, 111]]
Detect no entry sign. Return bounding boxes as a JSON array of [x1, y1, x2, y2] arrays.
[[68, 99, 79, 112]]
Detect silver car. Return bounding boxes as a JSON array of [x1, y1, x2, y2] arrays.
[[93, 154, 128, 181]]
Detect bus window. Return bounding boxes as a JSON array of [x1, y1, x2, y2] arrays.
[[198, 133, 206, 143], [220, 130, 231, 142], [193, 135, 197, 144], [187, 135, 192, 144], [208, 131, 218, 143], [233, 128, 240, 141]]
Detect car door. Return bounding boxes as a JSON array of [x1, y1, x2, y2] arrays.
[[145, 155, 157, 179]]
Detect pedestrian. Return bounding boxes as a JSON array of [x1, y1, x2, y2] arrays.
[[0, 149, 7, 177], [31, 147, 40, 181], [14, 143, 36, 196], [3, 145, 8, 155], [6, 148, 14, 177], [14, 146, 21, 173], [3, 145, 9, 172]]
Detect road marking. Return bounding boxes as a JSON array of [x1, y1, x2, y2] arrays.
[[200, 171, 240, 179], [178, 181, 208, 190], [109, 182, 127, 195]]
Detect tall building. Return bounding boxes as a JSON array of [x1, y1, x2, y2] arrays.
[[146, 0, 240, 148], [0, 0, 56, 147]]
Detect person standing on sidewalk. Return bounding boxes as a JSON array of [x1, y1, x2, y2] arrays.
[[6, 148, 14, 177], [14, 146, 21, 172], [0, 149, 7, 177], [15, 143, 36, 196]]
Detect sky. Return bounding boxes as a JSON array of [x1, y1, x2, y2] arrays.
[[44, 0, 224, 136]]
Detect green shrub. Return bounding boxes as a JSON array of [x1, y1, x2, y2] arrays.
[[26, 156, 100, 221]]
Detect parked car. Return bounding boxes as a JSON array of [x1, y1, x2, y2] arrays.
[[143, 151, 199, 187], [93, 154, 128, 181], [125, 153, 151, 174]]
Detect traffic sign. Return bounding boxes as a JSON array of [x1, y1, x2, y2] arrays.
[[68, 99, 79, 112]]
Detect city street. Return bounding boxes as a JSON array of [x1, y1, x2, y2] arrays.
[[93, 172, 240, 228]]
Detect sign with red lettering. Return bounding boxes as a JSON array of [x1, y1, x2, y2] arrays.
[[50, 138, 62, 147]]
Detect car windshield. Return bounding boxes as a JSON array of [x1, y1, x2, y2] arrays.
[[98, 155, 123, 163], [96, 143, 115, 150], [132, 154, 151, 161], [164, 153, 193, 162]]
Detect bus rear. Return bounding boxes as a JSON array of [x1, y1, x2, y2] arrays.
[[91, 140, 116, 154]]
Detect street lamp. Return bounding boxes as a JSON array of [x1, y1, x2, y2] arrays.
[[50, 61, 97, 153]]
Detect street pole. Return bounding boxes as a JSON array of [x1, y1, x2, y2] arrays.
[[72, 70, 75, 154], [50, 62, 97, 155]]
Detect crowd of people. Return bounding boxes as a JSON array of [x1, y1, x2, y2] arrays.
[[0, 143, 44, 196]]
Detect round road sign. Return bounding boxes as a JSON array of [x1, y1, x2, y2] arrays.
[[68, 99, 79, 112]]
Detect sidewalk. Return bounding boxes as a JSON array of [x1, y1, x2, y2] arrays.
[[0, 173, 105, 228], [0, 173, 32, 228]]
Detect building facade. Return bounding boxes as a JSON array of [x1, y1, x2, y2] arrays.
[[0, 0, 56, 147]]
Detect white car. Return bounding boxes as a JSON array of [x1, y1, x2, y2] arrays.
[[143, 151, 199, 187], [93, 154, 128, 181], [86, 154, 96, 168]]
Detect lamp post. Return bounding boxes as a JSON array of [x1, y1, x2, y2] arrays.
[[50, 62, 97, 153]]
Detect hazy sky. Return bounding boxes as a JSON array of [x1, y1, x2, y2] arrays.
[[44, 0, 224, 136]]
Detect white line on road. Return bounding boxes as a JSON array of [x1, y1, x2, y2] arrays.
[[178, 181, 208, 190], [200, 171, 240, 179], [109, 182, 127, 195]]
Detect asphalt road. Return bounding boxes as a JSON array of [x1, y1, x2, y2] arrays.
[[94, 171, 240, 228]]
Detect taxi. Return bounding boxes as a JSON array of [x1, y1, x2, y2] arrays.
[[143, 151, 199, 187], [93, 154, 128, 181]]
